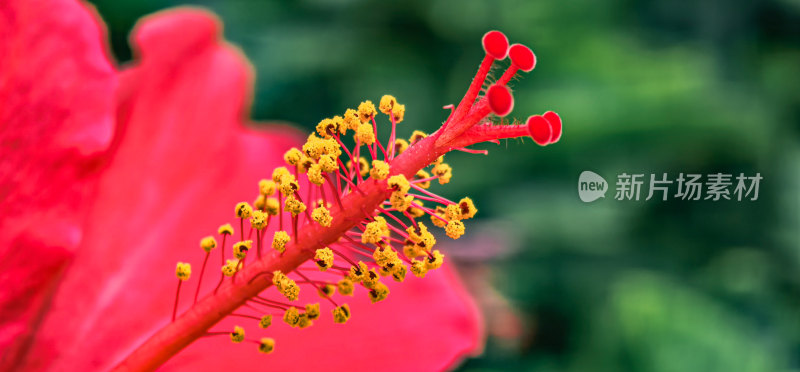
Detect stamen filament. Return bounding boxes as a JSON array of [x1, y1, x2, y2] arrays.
[[230, 313, 262, 321], [409, 184, 455, 205], [371, 116, 388, 159], [194, 251, 210, 304], [410, 202, 449, 223], [411, 175, 439, 184], [294, 270, 338, 307], [172, 280, 182, 322]]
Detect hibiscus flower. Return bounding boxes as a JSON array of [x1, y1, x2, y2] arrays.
[[0, 1, 559, 370]]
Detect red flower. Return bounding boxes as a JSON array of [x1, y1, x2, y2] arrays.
[[0, 1, 483, 370]]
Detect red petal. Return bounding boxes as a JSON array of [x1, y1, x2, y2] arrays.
[[17, 8, 300, 369], [486, 85, 514, 117], [0, 0, 115, 365], [508, 44, 536, 72], [543, 111, 562, 144], [482, 30, 509, 60], [20, 8, 482, 371], [526, 115, 552, 146]]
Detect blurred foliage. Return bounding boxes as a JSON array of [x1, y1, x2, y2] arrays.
[[89, 0, 800, 370]]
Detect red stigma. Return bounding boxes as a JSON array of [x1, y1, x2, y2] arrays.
[[526, 115, 552, 146], [482, 31, 509, 60], [486, 84, 514, 117], [543, 111, 562, 144], [508, 44, 536, 72]]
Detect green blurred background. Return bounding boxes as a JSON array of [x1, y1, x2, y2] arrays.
[[90, 0, 800, 370]]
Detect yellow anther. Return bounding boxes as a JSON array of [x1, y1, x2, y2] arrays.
[[303, 133, 326, 160], [458, 197, 478, 219], [409, 202, 425, 218], [347, 157, 369, 177], [230, 326, 245, 343], [308, 164, 325, 185], [391, 103, 405, 123], [433, 155, 445, 165], [415, 169, 431, 189], [259, 315, 273, 329], [432, 163, 452, 184], [362, 218, 388, 244], [431, 206, 448, 228], [259, 179, 277, 196], [333, 304, 351, 324], [297, 314, 312, 329], [406, 222, 436, 251], [273, 270, 300, 301], [358, 158, 370, 177], [284, 147, 303, 166], [305, 303, 320, 320], [254, 194, 266, 211], [318, 154, 338, 173], [378, 94, 397, 115], [362, 269, 380, 289], [379, 95, 397, 114], [343, 108, 360, 132], [311, 206, 333, 227], [425, 250, 445, 270], [316, 117, 337, 138], [446, 220, 465, 239], [368, 282, 390, 303], [373, 246, 400, 267], [331, 115, 344, 135], [411, 259, 428, 278], [356, 123, 375, 145], [314, 199, 330, 209], [347, 261, 369, 282], [314, 247, 334, 270], [283, 306, 300, 327], [390, 192, 413, 212], [218, 223, 234, 236], [406, 225, 422, 244], [235, 202, 253, 219], [258, 338, 275, 354], [284, 195, 306, 216], [403, 243, 422, 259], [393, 138, 409, 155], [321, 137, 342, 158], [445, 204, 462, 221], [272, 167, 290, 183], [222, 259, 239, 277], [175, 262, 191, 281], [279, 174, 299, 196], [200, 236, 217, 252], [272, 231, 290, 253], [265, 197, 280, 215], [391, 264, 407, 282], [378, 265, 392, 277], [375, 216, 390, 236], [319, 284, 336, 298], [358, 100, 376, 123], [297, 154, 314, 174], [369, 160, 390, 180], [250, 210, 268, 230], [337, 278, 354, 296], [233, 240, 252, 259], [409, 130, 427, 144], [387, 174, 410, 194]]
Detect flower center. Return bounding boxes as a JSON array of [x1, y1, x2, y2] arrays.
[[114, 30, 562, 371]]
